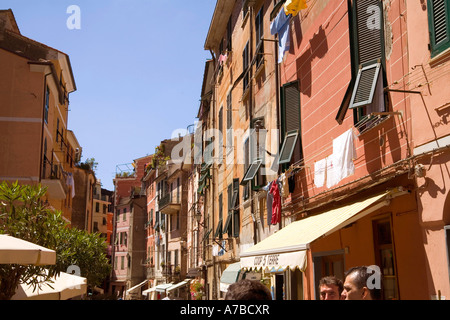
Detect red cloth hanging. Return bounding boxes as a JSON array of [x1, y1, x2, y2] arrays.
[[270, 181, 281, 225]]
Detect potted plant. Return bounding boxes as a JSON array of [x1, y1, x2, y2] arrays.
[[190, 279, 204, 300]]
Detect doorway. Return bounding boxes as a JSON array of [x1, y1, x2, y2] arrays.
[[313, 250, 345, 300]]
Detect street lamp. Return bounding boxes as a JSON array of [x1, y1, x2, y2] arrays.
[[194, 209, 206, 228]]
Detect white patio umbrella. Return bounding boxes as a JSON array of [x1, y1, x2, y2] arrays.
[[12, 270, 87, 300], [0, 234, 56, 266]]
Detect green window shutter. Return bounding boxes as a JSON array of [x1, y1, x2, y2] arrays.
[[280, 81, 302, 166], [428, 0, 450, 57], [202, 228, 212, 243], [278, 130, 299, 165], [281, 81, 301, 138], [336, 77, 356, 124], [223, 214, 232, 236], [233, 209, 240, 238], [241, 159, 263, 183], [215, 219, 223, 239], [243, 42, 250, 91], [349, 62, 382, 109], [355, 0, 384, 66]]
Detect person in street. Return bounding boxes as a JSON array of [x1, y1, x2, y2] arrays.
[[225, 279, 272, 300], [341, 266, 383, 300], [319, 276, 344, 300]]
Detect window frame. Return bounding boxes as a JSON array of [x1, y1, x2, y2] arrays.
[[44, 85, 50, 124], [349, 62, 382, 109], [336, 0, 388, 128], [278, 130, 300, 165], [427, 0, 450, 57], [241, 158, 263, 183]]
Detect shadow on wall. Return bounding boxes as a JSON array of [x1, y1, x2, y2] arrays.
[[295, 25, 329, 98]]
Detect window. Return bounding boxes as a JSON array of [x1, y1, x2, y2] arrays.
[[232, 179, 240, 237], [428, 0, 450, 57], [373, 217, 398, 300], [44, 86, 49, 124], [224, 184, 233, 236], [224, 180, 239, 238], [255, 6, 265, 68], [218, 106, 223, 138], [177, 177, 180, 203], [121, 256, 124, 270], [226, 16, 232, 52], [278, 130, 299, 165], [242, 159, 263, 183], [215, 194, 223, 239], [56, 118, 60, 142], [337, 0, 387, 128], [280, 81, 302, 165], [243, 41, 250, 92], [226, 91, 233, 155], [243, 138, 250, 200]]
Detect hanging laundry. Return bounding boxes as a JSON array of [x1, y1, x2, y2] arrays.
[[270, 180, 281, 225], [263, 181, 274, 226], [327, 129, 357, 188], [326, 155, 338, 188], [314, 158, 327, 188], [218, 53, 228, 66], [212, 244, 219, 257], [332, 129, 357, 183], [270, 8, 291, 63], [280, 173, 289, 198], [218, 241, 226, 256], [284, 0, 308, 17], [288, 174, 296, 193], [66, 172, 76, 198]]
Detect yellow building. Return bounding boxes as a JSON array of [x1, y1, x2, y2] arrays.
[[0, 9, 77, 222], [201, 0, 280, 299]]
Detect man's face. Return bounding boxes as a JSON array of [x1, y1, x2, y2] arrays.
[[319, 284, 341, 300], [341, 273, 369, 300]]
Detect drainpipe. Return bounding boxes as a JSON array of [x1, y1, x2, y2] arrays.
[[208, 48, 217, 300]]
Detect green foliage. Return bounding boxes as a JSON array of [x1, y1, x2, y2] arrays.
[[151, 144, 171, 169], [0, 181, 110, 300], [77, 157, 98, 172]]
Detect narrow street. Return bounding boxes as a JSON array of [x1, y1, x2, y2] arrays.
[[1, 0, 450, 305]]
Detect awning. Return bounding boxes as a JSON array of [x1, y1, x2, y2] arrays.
[[155, 283, 173, 293], [126, 279, 148, 294], [167, 280, 191, 292], [241, 191, 393, 271], [0, 235, 56, 266], [220, 262, 241, 292], [142, 286, 156, 295], [12, 271, 87, 300]]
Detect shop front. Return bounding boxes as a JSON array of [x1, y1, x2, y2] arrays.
[[240, 188, 411, 299]]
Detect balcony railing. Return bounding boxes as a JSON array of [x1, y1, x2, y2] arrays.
[[158, 192, 181, 215], [41, 156, 68, 200]]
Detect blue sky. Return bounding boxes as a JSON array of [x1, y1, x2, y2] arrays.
[[3, 0, 216, 191]]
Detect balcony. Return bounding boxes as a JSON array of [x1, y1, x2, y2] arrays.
[[41, 156, 68, 200], [158, 192, 181, 215]]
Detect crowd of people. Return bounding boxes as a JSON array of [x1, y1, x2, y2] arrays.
[[225, 265, 383, 301]]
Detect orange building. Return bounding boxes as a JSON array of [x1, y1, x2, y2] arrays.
[[0, 10, 78, 223], [202, 0, 450, 300]]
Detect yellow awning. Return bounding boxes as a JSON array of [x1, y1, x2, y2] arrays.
[[241, 191, 392, 271]]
